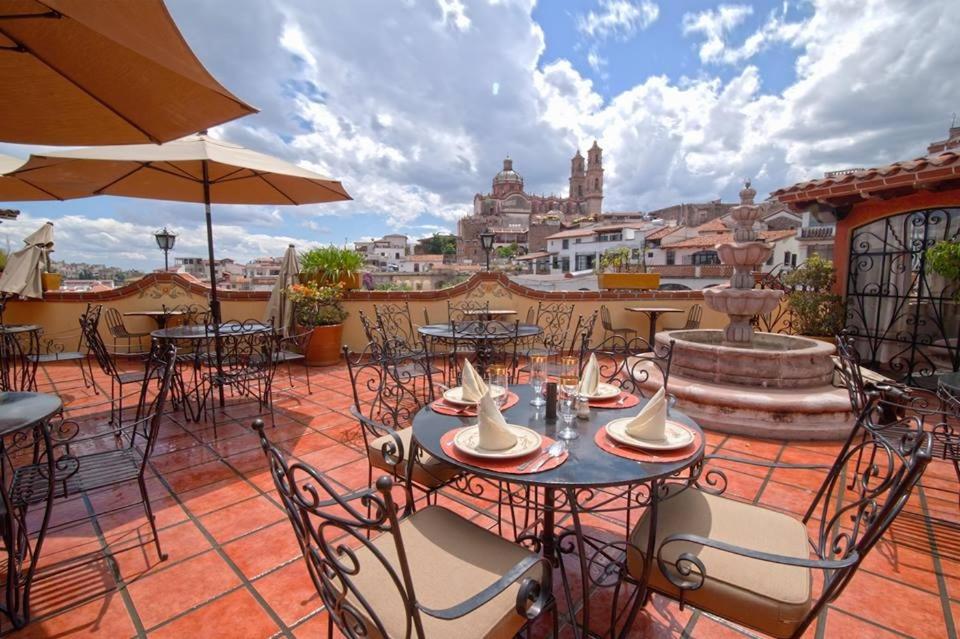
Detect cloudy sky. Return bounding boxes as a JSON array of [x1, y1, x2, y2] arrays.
[[1, 0, 958, 269]]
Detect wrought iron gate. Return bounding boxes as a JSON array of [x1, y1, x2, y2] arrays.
[[845, 208, 959, 383]]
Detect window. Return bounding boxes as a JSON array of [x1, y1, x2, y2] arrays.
[[692, 250, 720, 265], [575, 254, 595, 271], [783, 251, 791, 266], [594, 178, 599, 190], [562, 239, 569, 249], [578, 185, 583, 197], [647, 252, 654, 259], [666, 250, 675, 265]]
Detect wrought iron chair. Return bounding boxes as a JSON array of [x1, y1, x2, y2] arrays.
[[201, 320, 277, 436], [343, 339, 457, 503], [30, 303, 101, 392], [448, 319, 521, 385], [613, 395, 933, 639], [577, 333, 675, 399], [253, 419, 556, 639], [599, 304, 637, 341], [11, 342, 177, 561], [523, 301, 573, 359], [447, 299, 489, 322], [162, 303, 211, 327], [272, 327, 313, 394], [103, 307, 150, 356], [517, 310, 598, 379], [682, 304, 702, 330], [375, 301, 442, 377], [83, 310, 159, 430], [0, 325, 39, 392]]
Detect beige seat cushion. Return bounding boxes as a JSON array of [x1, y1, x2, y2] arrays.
[[368, 427, 459, 487], [346, 506, 542, 638], [628, 489, 812, 639]]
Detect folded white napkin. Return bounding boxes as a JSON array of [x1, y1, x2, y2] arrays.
[[625, 387, 667, 440], [578, 353, 600, 396], [476, 390, 518, 450], [460, 359, 488, 403]]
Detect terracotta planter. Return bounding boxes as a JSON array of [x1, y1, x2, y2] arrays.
[[339, 272, 360, 290], [305, 323, 344, 366], [41, 272, 62, 291], [298, 272, 360, 290]]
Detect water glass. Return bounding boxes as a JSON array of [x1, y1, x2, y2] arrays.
[[487, 365, 508, 408], [530, 355, 547, 406], [560, 355, 579, 379], [557, 375, 580, 440]]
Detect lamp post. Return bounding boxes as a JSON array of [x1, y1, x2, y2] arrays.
[[479, 229, 495, 272], [154, 227, 177, 271]]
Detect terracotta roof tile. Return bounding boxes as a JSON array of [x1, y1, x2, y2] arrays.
[[693, 218, 729, 233], [667, 229, 796, 249], [645, 225, 681, 241]]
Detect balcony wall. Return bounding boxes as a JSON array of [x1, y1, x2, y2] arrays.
[[3, 272, 738, 354]]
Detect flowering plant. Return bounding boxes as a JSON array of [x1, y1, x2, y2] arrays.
[[286, 282, 348, 327]]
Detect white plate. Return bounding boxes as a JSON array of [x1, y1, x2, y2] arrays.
[[581, 382, 621, 400], [443, 384, 506, 406], [604, 418, 694, 451], [452, 424, 543, 459]]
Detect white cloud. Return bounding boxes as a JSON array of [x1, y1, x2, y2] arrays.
[[436, 0, 471, 31], [682, 4, 754, 64], [577, 0, 659, 40]]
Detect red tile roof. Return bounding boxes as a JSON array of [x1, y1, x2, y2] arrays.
[[771, 150, 960, 207], [667, 229, 796, 249], [645, 225, 681, 241], [693, 218, 729, 233]]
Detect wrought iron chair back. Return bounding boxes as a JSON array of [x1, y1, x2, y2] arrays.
[[208, 320, 276, 385], [448, 319, 520, 383], [358, 309, 386, 354], [0, 326, 39, 392], [531, 301, 573, 354], [343, 340, 433, 430], [163, 303, 210, 326], [447, 299, 489, 322], [682, 304, 702, 330], [567, 310, 598, 353], [127, 342, 178, 459], [82, 309, 120, 380], [599, 304, 615, 333], [373, 302, 419, 352], [578, 333, 674, 399]]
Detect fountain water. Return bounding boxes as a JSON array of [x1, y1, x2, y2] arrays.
[[640, 182, 853, 439]]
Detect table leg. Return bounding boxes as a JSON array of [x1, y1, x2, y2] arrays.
[[647, 311, 659, 346]]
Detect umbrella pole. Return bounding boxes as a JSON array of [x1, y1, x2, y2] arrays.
[[202, 160, 226, 408]]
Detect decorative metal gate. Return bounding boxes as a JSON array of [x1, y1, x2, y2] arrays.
[[845, 208, 959, 383]]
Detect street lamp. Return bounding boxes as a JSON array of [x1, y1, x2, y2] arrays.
[[154, 227, 177, 271], [479, 229, 495, 271]]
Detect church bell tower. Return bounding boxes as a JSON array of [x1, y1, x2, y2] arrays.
[[585, 140, 603, 215]]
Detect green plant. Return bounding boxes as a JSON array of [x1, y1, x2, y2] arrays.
[[438, 273, 470, 289], [927, 240, 960, 299], [783, 255, 845, 336], [420, 233, 457, 256], [495, 242, 519, 259], [299, 246, 364, 284], [375, 282, 413, 291], [286, 282, 348, 327]]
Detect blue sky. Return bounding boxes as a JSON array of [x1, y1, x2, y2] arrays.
[[1, 0, 956, 270]]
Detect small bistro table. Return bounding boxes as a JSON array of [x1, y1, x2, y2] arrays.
[[417, 322, 541, 377], [124, 309, 185, 329], [625, 306, 684, 345], [412, 385, 705, 637], [0, 391, 63, 628], [0, 324, 41, 392]]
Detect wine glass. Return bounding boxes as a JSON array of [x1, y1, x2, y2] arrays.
[[529, 355, 547, 407], [560, 355, 579, 379], [557, 375, 579, 440], [487, 365, 508, 409]]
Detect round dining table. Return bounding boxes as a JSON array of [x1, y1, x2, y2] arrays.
[[418, 322, 542, 377], [124, 309, 184, 329], [0, 391, 63, 628], [625, 306, 684, 345], [412, 384, 705, 637]]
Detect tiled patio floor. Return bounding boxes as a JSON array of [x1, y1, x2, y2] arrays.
[[5, 360, 960, 638]]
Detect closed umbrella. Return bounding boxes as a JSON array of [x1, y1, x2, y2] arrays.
[[0, 221, 53, 299], [264, 244, 299, 336], [0, 0, 256, 145]]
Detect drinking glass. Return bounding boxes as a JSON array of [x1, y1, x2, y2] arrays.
[[557, 375, 580, 440], [530, 355, 547, 407], [487, 365, 508, 409], [560, 356, 579, 379]]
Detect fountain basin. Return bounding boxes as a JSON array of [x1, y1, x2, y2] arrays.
[[703, 286, 782, 317], [658, 329, 836, 389], [715, 242, 772, 267]]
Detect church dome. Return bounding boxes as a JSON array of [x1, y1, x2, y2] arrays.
[[493, 158, 523, 186]]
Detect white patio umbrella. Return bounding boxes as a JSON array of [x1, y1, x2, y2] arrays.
[[0, 220, 53, 299], [263, 244, 299, 336], [0, 0, 256, 145]]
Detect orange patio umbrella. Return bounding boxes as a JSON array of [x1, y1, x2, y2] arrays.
[[0, 0, 256, 145], [0, 153, 58, 200]]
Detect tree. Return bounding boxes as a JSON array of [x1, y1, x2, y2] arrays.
[[495, 242, 519, 259], [420, 233, 457, 255]]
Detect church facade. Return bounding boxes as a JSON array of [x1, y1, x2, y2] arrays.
[[458, 142, 604, 262]]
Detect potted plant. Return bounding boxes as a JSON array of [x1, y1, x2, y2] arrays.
[[287, 281, 348, 366], [596, 246, 660, 290], [783, 254, 845, 339], [41, 258, 62, 292], [926, 239, 960, 300], [299, 246, 365, 290]]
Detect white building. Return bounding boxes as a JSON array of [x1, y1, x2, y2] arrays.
[[355, 234, 408, 269], [544, 223, 652, 274]]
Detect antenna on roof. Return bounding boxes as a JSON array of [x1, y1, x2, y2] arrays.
[[952, 112, 958, 129]]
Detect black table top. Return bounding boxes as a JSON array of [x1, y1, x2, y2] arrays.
[[417, 322, 542, 341], [151, 322, 272, 340], [0, 392, 62, 436], [412, 384, 704, 488], [0, 324, 41, 334]]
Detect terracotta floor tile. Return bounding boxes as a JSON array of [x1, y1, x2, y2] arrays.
[[832, 570, 949, 639], [178, 477, 262, 516], [109, 520, 211, 582], [126, 549, 242, 629], [197, 495, 285, 545], [147, 587, 279, 639], [252, 561, 323, 626], [8, 591, 135, 639], [222, 521, 302, 580], [820, 608, 906, 638]]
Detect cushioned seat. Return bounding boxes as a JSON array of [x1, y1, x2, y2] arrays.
[[368, 427, 459, 487], [347, 506, 541, 638], [628, 488, 813, 639]]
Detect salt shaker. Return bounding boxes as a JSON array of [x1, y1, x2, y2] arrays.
[[576, 394, 590, 419]]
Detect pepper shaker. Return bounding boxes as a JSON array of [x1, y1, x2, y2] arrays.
[[545, 382, 558, 420]]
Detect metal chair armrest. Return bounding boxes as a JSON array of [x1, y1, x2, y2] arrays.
[[416, 555, 551, 621]]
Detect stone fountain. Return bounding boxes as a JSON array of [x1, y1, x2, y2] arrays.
[[637, 182, 853, 439]]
